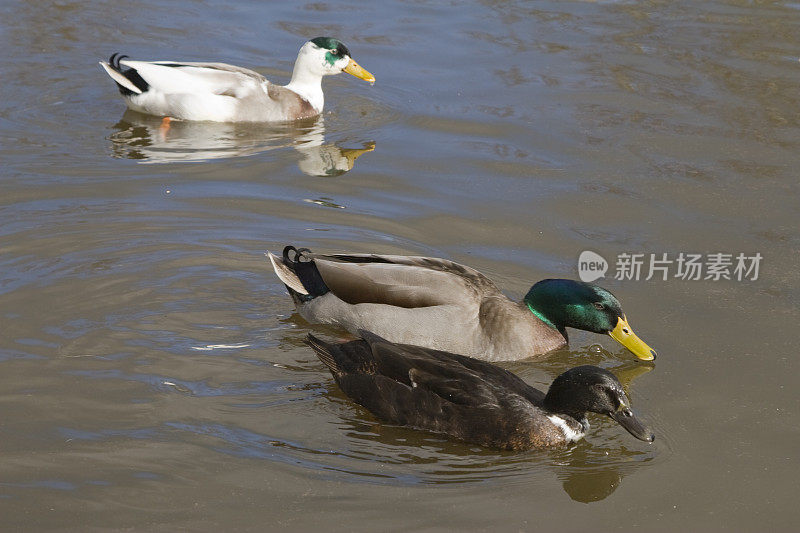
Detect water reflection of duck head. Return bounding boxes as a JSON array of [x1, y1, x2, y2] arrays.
[[296, 141, 375, 177]]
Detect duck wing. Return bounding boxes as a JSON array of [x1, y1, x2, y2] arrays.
[[307, 332, 544, 448], [310, 252, 501, 308], [360, 330, 546, 405], [308, 331, 542, 408], [272, 247, 566, 360], [118, 59, 267, 99]]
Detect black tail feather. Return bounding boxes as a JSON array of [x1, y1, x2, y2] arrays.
[[106, 52, 150, 96], [108, 53, 129, 70], [282, 246, 329, 299]]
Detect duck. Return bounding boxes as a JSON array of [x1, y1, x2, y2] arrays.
[[268, 246, 656, 362], [306, 331, 655, 450], [99, 37, 375, 122]]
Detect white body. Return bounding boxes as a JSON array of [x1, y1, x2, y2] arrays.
[[100, 41, 365, 122]]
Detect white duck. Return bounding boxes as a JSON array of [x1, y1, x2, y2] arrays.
[[99, 37, 375, 122]]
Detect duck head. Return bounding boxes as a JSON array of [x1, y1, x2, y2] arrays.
[[293, 37, 375, 83], [524, 279, 656, 361], [543, 365, 654, 442]]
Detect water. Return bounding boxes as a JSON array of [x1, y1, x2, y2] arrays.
[[1, 0, 798, 530]]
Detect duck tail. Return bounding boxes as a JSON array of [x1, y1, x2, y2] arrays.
[[99, 53, 149, 96], [306, 333, 376, 377], [305, 334, 342, 375], [267, 246, 329, 303]]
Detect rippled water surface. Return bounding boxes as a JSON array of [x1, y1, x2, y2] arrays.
[[1, 0, 799, 530]]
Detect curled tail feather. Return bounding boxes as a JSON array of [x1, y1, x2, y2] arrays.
[[99, 53, 149, 96], [267, 251, 308, 295], [267, 246, 330, 302]]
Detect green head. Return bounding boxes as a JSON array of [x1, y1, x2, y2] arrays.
[[310, 37, 351, 66], [524, 279, 656, 361], [302, 37, 375, 82]]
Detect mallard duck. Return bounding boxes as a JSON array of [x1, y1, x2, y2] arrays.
[[268, 246, 656, 362], [306, 331, 654, 450], [99, 37, 374, 122]]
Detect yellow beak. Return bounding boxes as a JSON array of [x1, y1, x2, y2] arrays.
[[343, 58, 375, 83], [608, 316, 657, 361], [341, 141, 376, 166]]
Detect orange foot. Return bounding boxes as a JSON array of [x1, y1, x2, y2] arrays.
[[158, 116, 172, 137]]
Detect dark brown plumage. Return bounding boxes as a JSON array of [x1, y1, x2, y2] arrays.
[[306, 331, 654, 450]]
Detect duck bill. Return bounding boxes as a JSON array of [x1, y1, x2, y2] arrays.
[[343, 58, 375, 83], [609, 408, 655, 442], [608, 316, 657, 361], [341, 142, 376, 165]]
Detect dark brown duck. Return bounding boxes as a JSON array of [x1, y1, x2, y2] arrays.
[[307, 331, 655, 450]]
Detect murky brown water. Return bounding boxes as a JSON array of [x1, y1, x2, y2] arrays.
[[2, 0, 799, 530]]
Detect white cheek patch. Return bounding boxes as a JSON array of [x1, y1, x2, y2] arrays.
[[547, 415, 586, 443]]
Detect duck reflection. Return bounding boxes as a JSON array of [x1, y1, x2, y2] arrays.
[[553, 438, 656, 503], [560, 464, 623, 503], [296, 140, 375, 177], [107, 110, 375, 176]]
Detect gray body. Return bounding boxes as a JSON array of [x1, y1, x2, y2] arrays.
[[270, 251, 567, 362]]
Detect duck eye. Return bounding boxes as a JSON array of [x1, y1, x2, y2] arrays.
[[593, 302, 604, 310]]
